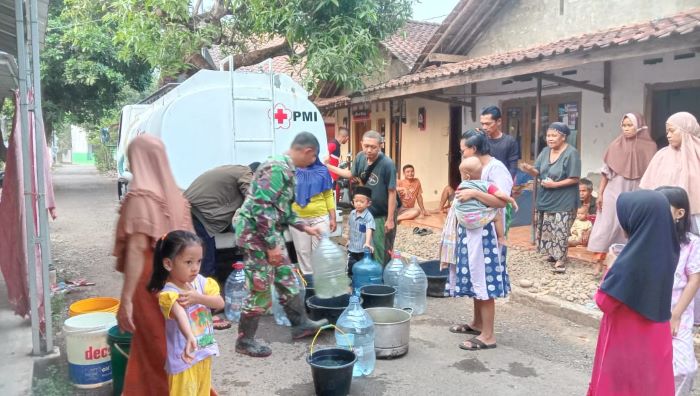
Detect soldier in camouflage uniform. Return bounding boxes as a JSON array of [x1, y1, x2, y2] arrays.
[[233, 132, 328, 357]]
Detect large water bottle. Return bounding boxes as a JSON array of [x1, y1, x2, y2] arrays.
[[224, 262, 247, 322], [311, 233, 350, 298], [271, 267, 304, 326], [335, 295, 376, 377], [383, 250, 405, 290], [352, 249, 383, 294], [396, 256, 428, 315], [271, 286, 291, 326]]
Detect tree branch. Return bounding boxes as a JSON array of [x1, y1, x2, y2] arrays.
[[223, 40, 292, 70]]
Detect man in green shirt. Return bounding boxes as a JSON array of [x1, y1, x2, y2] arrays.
[[234, 132, 327, 358]]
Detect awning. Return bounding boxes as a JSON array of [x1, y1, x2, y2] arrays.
[[0, 51, 18, 100], [0, 0, 49, 98]]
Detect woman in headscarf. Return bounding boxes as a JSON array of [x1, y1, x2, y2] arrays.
[[441, 130, 511, 351], [113, 135, 194, 395], [587, 190, 679, 396], [587, 113, 657, 266], [520, 122, 581, 273], [289, 148, 335, 275], [640, 112, 700, 233]]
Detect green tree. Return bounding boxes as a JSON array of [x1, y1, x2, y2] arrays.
[[31, 0, 154, 170], [42, 0, 153, 131], [63, 0, 413, 90]]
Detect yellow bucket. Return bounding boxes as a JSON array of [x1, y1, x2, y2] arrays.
[[69, 297, 120, 317]]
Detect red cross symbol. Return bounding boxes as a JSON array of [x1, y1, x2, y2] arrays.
[[274, 108, 288, 124], [270, 104, 291, 129]]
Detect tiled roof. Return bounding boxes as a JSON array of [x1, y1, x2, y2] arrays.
[[382, 20, 440, 68], [314, 95, 351, 110], [237, 54, 307, 84], [364, 8, 700, 94]]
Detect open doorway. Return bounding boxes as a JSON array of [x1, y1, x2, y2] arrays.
[[647, 81, 700, 148], [448, 105, 462, 190]]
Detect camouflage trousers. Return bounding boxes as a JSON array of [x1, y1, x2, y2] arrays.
[[241, 248, 299, 316]]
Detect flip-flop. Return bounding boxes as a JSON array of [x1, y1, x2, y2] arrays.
[[213, 316, 232, 330], [418, 228, 433, 236], [553, 262, 567, 274], [413, 227, 421, 235], [459, 337, 497, 351], [449, 324, 481, 335]]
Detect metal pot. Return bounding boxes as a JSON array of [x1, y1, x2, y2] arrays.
[[365, 307, 412, 359]]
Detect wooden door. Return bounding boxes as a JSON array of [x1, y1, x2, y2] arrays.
[[353, 120, 371, 156]]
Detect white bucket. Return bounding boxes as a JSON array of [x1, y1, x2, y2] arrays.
[[63, 312, 117, 388]]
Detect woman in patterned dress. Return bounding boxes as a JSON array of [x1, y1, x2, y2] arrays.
[[520, 122, 581, 273], [440, 130, 512, 350]]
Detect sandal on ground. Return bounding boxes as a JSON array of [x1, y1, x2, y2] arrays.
[[449, 324, 482, 335], [413, 227, 421, 235], [553, 262, 567, 274], [459, 337, 497, 351], [418, 228, 433, 236], [213, 316, 232, 330]]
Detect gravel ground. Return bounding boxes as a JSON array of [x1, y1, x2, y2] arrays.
[[389, 225, 602, 308]]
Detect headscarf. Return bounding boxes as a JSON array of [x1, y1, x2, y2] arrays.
[[639, 112, 700, 215], [548, 122, 570, 136], [600, 190, 679, 322], [294, 156, 333, 208], [602, 113, 657, 180], [113, 134, 192, 272]]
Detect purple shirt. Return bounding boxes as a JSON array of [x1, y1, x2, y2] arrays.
[[160, 275, 219, 374]]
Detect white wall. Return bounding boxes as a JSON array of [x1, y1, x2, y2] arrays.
[[70, 125, 89, 153], [399, 98, 450, 204], [456, 50, 700, 176], [468, 0, 700, 59]]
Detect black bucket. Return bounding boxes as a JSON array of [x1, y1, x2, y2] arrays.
[[360, 285, 396, 308], [306, 294, 359, 325], [307, 347, 357, 396], [420, 260, 449, 297]]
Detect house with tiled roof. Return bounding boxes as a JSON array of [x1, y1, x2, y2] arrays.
[[319, 0, 700, 210]]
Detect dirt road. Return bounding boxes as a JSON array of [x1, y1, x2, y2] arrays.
[[49, 165, 597, 395]]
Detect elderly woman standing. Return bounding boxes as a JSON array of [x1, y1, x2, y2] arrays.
[[441, 130, 512, 351], [290, 154, 336, 275], [587, 113, 657, 264], [113, 135, 194, 395], [520, 122, 581, 273], [640, 112, 700, 233]]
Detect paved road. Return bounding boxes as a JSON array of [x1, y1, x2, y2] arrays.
[[50, 165, 597, 395]]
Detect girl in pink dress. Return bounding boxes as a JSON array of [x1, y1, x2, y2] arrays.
[[588, 190, 679, 396], [657, 186, 700, 395]]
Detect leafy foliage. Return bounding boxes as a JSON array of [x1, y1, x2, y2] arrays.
[[43, 0, 153, 130], [63, 0, 413, 90]]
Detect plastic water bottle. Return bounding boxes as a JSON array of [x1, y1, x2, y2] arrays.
[[224, 262, 247, 322], [396, 256, 428, 315], [335, 295, 375, 377], [271, 286, 291, 326], [352, 248, 383, 294], [383, 250, 405, 290], [271, 267, 304, 326], [311, 233, 350, 298]]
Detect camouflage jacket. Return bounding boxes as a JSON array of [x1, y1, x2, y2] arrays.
[[234, 155, 299, 251]]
